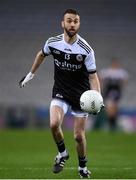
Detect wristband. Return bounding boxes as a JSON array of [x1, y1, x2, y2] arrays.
[[22, 72, 34, 86]]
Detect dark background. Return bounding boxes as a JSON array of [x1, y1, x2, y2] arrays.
[[0, 0, 136, 107]]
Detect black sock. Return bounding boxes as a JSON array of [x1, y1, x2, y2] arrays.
[[56, 139, 66, 153], [78, 156, 87, 168]]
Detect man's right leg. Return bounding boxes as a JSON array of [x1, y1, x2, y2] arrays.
[[50, 99, 69, 173]]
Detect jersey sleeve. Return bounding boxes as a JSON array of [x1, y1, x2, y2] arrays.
[[42, 39, 51, 56], [84, 50, 96, 73]]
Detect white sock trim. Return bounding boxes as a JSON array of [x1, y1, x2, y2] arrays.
[[60, 150, 67, 157], [78, 166, 87, 171]]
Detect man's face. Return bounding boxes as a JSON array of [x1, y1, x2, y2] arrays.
[[62, 13, 80, 38]]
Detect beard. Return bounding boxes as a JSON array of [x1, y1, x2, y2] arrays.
[[64, 27, 79, 38]]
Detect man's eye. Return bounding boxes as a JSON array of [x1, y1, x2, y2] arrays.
[[67, 20, 72, 23]]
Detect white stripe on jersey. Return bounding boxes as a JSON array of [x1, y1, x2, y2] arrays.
[[48, 34, 63, 44]]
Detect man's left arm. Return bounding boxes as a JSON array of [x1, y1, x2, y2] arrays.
[[89, 72, 105, 114], [89, 72, 101, 93]]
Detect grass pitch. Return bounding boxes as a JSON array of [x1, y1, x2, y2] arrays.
[[0, 129, 136, 179]]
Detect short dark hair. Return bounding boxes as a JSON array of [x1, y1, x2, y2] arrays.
[[63, 9, 80, 17]]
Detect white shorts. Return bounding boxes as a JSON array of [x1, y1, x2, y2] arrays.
[[50, 98, 88, 117]]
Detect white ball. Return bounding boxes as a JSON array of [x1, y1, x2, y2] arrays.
[[80, 90, 103, 113]]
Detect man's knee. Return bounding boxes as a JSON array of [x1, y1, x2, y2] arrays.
[[74, 133, 84, 143], [50, 121, 59, 130]]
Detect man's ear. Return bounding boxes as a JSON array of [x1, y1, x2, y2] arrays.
[[61, 21, 64, 28]]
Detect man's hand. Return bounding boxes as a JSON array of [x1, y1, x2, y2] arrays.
[[19, 72, 34, 88], [92, 104, 105, 115]]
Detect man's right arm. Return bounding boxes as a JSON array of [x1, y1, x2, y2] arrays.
[[30, 50, 46, 74], [19, 50, 47, 87]]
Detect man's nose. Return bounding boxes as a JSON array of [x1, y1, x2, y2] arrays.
[[70, 21, 75, 26]]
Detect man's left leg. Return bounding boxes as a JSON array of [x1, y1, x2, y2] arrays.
[[73, 115, 91, 178]]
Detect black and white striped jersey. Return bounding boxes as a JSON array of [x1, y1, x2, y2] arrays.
[[42, 33, 97, 108]]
